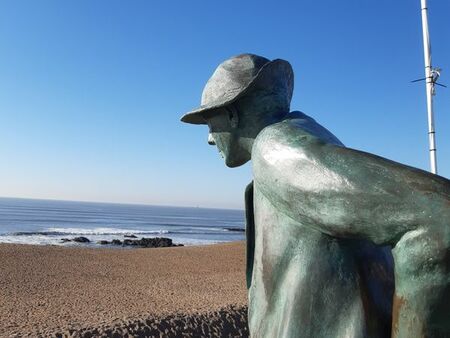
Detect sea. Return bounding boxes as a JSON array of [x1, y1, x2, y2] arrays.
[[0, 197, 245, 247]]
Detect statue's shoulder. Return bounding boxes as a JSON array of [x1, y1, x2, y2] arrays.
[[252, 112, 345, 182], [253, 111, 343, 156]]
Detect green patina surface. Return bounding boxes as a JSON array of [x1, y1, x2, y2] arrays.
[[182, 54, 450, 337]]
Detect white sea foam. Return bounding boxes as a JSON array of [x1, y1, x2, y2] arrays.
[[43, 227, 169, 235], [0, 235, 72, 246]]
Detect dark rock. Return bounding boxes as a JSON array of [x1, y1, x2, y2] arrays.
[[72, 237, 90, 243], [124, 234, 137, 238], [123, 239, 134, 245], [98, 237, 182, 248], [60, 238, 71, 243], [112, 237, 182, 248], [137, 237, 173, 248]]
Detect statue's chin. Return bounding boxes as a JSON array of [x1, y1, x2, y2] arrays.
[[225, 157, 249, 168]]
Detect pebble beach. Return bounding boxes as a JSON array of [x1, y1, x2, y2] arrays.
[[0, 241, 248, 337]]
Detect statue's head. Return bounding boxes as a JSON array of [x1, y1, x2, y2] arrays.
[[181, 54, 294, 167]]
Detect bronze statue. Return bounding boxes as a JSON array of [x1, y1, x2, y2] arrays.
[[181, 54, 450, 338]]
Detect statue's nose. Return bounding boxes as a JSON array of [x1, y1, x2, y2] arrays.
[[208, 133, 216, 145]]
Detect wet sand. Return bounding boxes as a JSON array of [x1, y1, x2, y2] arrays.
[[0, 242, 248, 337]]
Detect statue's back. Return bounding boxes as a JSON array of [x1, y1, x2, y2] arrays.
[[248, 113, 394, 337]]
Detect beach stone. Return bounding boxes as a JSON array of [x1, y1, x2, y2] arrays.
[[60, 238, 71, 243], [137, 237, 173, 248], [123, 239, 134, 246], [111, 239, 122, 245], [124, 234, 137, 238], [72, 237, 90, 243], [97, 240, 109, 245]]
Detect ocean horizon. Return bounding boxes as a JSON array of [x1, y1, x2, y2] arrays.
[[0, 197, 245, 247]]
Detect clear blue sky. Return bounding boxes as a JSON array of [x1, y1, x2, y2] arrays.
[[0, 0, 448, 209]]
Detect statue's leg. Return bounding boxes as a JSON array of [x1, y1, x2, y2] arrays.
[[391, 225, 449, 338]]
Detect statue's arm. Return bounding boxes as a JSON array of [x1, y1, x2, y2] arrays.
[[253, 134, 449, 245]]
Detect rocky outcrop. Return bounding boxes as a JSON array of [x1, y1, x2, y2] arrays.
[[97, 237, 183, 248], [73, 237, 90, 243], [60, 237, 90, 244], [135, 237, 175, 248]]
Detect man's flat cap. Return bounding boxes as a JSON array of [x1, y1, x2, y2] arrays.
[[181, 53, 293, 125]]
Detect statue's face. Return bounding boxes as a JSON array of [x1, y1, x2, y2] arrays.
[[205, 108, 250, 168]]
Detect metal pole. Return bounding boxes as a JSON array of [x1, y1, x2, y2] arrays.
[[420, 0, 438, 174]]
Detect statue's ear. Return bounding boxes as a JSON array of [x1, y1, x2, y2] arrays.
[[226, 105, 239, 129]]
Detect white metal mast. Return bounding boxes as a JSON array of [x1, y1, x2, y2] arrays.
[[420, 0, 438, 174]]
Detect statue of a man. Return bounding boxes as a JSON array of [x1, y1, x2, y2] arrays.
[[181, 54, 450, 338]]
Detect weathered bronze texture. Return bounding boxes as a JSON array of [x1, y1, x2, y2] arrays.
[[182, 54, 450, 338]]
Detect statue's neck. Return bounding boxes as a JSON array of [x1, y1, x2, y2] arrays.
[[241, 112, 290, 156], [239, 137, 255, 157]]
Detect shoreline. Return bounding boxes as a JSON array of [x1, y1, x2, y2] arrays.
[[0, 239, 242, 251], [0, 240, 240, 248], [0, 242, 248, 337], [0, 234, 245, 248]]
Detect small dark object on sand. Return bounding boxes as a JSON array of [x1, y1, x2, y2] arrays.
[[97, 240, 109, 245], [111, 239, 122, 245], [60, 238, 72, 243]]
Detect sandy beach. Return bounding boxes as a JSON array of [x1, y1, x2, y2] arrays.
[[0, 242, 248, 337]]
